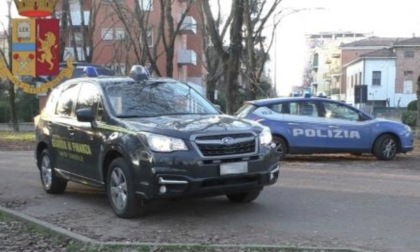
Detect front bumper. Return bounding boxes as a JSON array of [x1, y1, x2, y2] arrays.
[[133, 147, 280, 200]]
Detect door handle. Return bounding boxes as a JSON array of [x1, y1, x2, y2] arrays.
[[68, 126, 75, 136], [328, 125, 339, 129], [288, 122, 300, 125]]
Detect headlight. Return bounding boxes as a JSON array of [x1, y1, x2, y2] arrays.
[[404, 124, 412, 133], [145, 133, 188, 152], [259, 127, 272, 145]]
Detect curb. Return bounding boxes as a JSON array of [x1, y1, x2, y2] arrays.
[[0, 206, 373, 252]]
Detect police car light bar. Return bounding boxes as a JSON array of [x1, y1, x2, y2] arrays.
[[83, 66, 99, 77], [129, 65, 150, 81]]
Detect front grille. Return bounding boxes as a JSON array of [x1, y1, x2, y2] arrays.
[[194, 133, 256, 157]]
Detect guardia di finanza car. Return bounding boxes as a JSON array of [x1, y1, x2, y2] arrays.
[[236, 97, 414, 161], [34, 70, 279, 218]]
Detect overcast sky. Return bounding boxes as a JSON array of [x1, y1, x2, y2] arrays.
[[274, 0, 420, 95]]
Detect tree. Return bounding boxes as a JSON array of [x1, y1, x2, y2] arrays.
[[0, 0, 19, 131], [104, 0, 197, 77], [58, 0, 103, 62], [199, 0, 229, 104], [417, 75, 420, 128], [201, 0, 245, 114], [201, 0, 283, 114], [243, 0, 281, 101]]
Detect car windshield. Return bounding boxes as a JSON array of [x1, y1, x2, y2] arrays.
[[104, 80, 219, 117]]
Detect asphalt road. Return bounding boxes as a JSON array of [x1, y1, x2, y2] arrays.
[[1, 151, 420, 252]]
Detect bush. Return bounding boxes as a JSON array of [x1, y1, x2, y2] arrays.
[[402, 111, 417, 127], [407, 100, 418, 111]]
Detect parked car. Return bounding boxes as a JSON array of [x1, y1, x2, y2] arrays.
[[34, 68, 279, 218], [236, 96, 414, 161], [59, 62, 115, 79]]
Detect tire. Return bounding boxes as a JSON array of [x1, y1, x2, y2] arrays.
[[273, 136, 287, 160], [39, 149, 67, 194], [373, 134, 397, 161], [226, 190, 261, 203], [107, 158, 144, 218]]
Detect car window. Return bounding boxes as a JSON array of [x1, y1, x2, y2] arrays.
[[267, 103, 286, 114], [44, 89, 60, 115], [322, 101, 360, 121], [76, 83, 104, 121], [56, 84, 80, 117], [236, 104, 256, 117], [104, 81, 219, 117], [290, 101, 318, 117]]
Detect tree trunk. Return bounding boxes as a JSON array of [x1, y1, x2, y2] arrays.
[[225, 0, 244, 114], [59, 0, 69, 62], [7, 1, 18, 131], [416, 76, 420, 128]]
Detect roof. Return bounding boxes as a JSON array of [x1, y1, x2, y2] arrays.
[[393, 37, 420, 46], [248, 96, 333, 107], [359, 48, 396, 58], [340, 37, 406, 48]]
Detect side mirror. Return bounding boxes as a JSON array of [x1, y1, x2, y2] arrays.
[[76, 108, 95, 122], [213, 104, 222, 112]]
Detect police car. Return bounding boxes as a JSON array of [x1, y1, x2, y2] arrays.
[[236, 96, 414, 161], [34, 66, 279, 218]]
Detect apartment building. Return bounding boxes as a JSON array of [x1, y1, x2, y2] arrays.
[[305, 31, 369, 99], [60, 0, 204, 88]]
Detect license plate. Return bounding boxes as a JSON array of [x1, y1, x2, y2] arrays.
[[220, 162, 248, 175]]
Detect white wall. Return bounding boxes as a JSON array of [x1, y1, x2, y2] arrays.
[[363, 59, 396, 106], [346, 58, 402, 107], [345, 60, 364, 105]]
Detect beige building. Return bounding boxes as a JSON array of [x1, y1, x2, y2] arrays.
[[305, 32, 370, 99]]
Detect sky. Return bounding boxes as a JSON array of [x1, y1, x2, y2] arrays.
[[2, 0, 420, 96], [273, 0, 420, 95]]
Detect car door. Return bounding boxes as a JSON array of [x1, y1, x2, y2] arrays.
[[320, 101, 371, 151], [71, 82, 105, 182], [51, 82, 81, 174], [281, 100, 328, 152]]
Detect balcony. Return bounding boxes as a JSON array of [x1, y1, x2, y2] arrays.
[[177, 49, 197, 65], [179, 16, 197, 35]]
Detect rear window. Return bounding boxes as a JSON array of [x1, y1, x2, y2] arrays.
[[236, 104, 256, 118]]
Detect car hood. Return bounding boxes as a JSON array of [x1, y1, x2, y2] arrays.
[[121, 114, 262, 135]]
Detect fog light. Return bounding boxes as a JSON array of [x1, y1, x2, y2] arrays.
[[270, 173, 275, 181], [159, 185, 167, 194]]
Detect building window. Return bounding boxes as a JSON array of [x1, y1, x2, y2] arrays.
[[115, 28, 126, 40], [138, 0, 153, 11], [71, 32, 83, 47], [359, 72, 362, 84], [404, 50, 415, 58], [101, 28, 113, 41], [372, 71, 381, 86], [103, 0, 124, 4], [404, 70, 413, 80], [139, 28, 153, 47], [312, 53, 319, 68]]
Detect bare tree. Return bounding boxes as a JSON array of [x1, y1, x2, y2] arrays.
[[243, 0, 282, 100], [199, 0, 229, 103], [201, 0, 245, 114], [59, 0, 103, 62], [417, 76, 420, 128], [1, 0, 19, 131], [105, 0, 197, 77]]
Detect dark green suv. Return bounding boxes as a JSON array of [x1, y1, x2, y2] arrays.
[[34, 74, 280, 218]]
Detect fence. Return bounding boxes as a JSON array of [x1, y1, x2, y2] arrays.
[[0, 123, 34, 132]]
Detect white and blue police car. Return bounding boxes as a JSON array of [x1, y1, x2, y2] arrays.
[[236, 96, 414, 160]]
